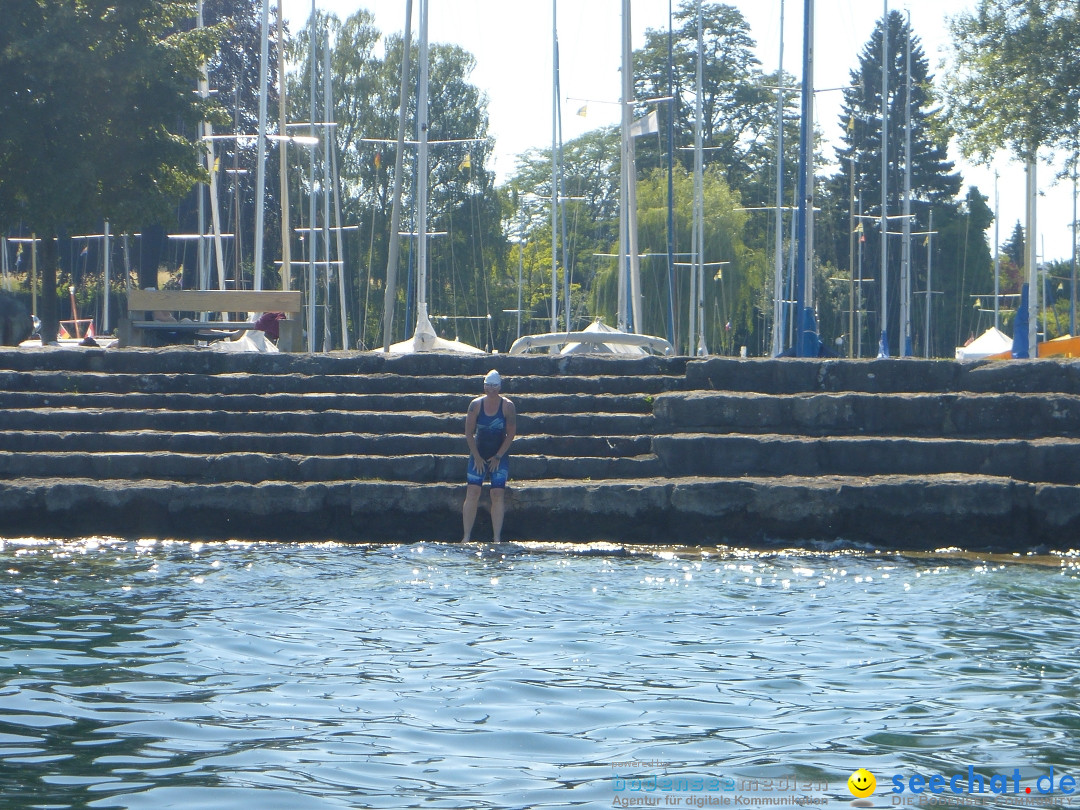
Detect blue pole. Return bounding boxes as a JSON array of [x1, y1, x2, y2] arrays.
[[794, 0, 819, 357], [665, 0, 677, 346]]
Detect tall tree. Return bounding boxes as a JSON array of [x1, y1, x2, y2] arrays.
[[177, 0, 283, 291], [506, 126, 624, 334], [633, 1, 781, 198], [0, 0, 220, 341], [1002, 221, 1026, 270], [942, 0, 1080, 167], [943, 0, 1080, 351], [287, 10, 502, 349], [832, 11, 961, 357]]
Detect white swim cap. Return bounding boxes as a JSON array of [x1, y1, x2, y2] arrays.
[[484, 369, 502, 387]]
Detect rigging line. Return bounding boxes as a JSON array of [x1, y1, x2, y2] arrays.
[[362, 198, 377, 349], [444, 191, 459, 340], [568, 197, 584, 329], [957, 209, 971, 347], [470, 177, 493, 349]]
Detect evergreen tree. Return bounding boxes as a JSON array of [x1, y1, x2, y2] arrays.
[[833, 10, 962, 356], [1002, 221, 1025, 269]]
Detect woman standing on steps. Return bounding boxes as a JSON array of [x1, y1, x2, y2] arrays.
[[462, 369, 517, 543]]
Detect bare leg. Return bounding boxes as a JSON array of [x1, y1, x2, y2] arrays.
[[462, 484, 482, 542], [490, 487, 506, 543]]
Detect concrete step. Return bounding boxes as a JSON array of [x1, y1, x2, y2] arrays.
[[0, 430, 652, 458], [0, 389, 657, 415], [0, 473, 1074, 550], [0, 347, 690, 378], [654, 433, 1080, 484], [0, 370, 686, 396], [687, 356, 1080, 394], [654, 391, 1080, 438], [0, 451, 662, 484], [0, 408, 656, 436]]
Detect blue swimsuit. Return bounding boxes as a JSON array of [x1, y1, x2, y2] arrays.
[[468, 398, 509, 488]]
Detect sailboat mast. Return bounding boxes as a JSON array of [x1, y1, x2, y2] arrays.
[[665, 0, 676, 347], [620, 0, 643, 333], [925, 209, 933, 358], [197, 0, 208, 290], [692, 0, 705, 356], [901, 10, 912, 356], [253, 0, 270, 291], [878, 0, 889, 357], [277, 0, 291, 293], [1026, 159, 1037, 354], [417, 0, 430, 320], [994, 171, 1000, 330], [626, 0, 639, 334], [380, 0, 412, 351], [551, 0, 559, 333], [771, 0, 785, 357], [307, 1, 318, 349], [617, 2, 629, 333], [793, 0, 817, 356], [321, 25, 336, 352]]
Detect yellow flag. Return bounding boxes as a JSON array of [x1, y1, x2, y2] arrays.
[[577, 104, 588, 117], [212, 156, 220, 173], [458, 153, 471, 172], [847, 116, 855, 132], [975, 298, 983, 309]]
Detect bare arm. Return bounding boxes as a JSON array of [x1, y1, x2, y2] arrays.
[[494, 398, 516, 459], [465, 399, 484, 467]]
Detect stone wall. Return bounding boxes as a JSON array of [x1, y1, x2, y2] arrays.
[[1, 348, 1078, 551]]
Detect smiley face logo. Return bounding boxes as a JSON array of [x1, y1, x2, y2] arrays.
[[847, 768, 876, 798]]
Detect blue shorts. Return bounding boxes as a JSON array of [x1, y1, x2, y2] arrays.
[[467, 455, 509, 488]]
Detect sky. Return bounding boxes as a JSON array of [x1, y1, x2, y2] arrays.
[[279, 0, 1078, 264]]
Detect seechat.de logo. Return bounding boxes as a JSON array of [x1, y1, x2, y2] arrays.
[[848, 768, 877, 798]]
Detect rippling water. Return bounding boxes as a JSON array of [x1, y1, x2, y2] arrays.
[[1, 538, 1079, 810]]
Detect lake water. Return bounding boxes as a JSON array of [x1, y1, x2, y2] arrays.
[[1, 538, 1079, 810]]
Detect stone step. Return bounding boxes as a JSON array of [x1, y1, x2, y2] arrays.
[[6, 349, 1080, 395], [0, 473, 1074, 550], [0, 451, 662, 484], [687, 356, 1080, 394], [654, 434, 1080, 484], [6, 430, 1075, 484], [0, 430, 651, 458], [0, 347, 690, 378], [0, 370, 686, 396], [0, 408, 655, 436], [654, 391, 1080, 438], [0, 389, 657, 415]]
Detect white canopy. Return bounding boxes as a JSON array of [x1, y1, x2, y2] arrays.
[[387, 303, 485, 354], [955, 326, 1012, 361]]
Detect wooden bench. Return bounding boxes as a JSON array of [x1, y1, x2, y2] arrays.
[[119, 289, 303, 350]]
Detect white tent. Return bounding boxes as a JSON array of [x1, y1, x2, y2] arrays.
[[508, 319, 674, 356], [955, 326, 1012, 361], [387, 305, 485, 354]]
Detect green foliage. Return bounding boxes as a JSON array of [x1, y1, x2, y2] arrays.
[[942, 0, 1080, 163], [286, 9, 506, 350], [0, 0, 221, 234], [598, 165, 754, 354], [0, 0, 223, 340], [1002, 221, 1025, 269], [634, 1, 789, 199], [1039, 259, 1077, 340]]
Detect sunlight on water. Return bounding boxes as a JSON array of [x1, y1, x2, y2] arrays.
[[1, 538, 1079, 809]]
